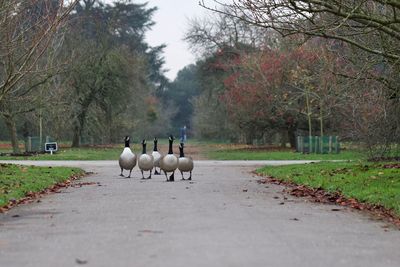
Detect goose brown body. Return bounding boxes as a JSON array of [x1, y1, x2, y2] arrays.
[[160, 135, 178, 181], [152, 138, 162, 175], [138, 140, 153, 179], [178, 143, 194, 180], [119, 136, 137, 178]]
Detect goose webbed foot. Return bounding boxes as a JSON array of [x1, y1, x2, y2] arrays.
[[188, 171, 192, 180], [164, 171, 170, 182], [169, 172, 175, 182]]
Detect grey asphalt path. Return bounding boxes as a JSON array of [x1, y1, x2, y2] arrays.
[[0, 160, 399, 267]]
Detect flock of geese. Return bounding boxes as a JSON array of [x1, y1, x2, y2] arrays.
[[118, 135, 194, 182]]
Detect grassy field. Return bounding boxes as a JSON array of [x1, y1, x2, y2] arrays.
[[0, 147, 123, 160], [1, 142, 364, 161], [0, 138, 215, 160], [0, 164, 84, 207], [208, 148, 364, 161], [257, 161, 400, 216]]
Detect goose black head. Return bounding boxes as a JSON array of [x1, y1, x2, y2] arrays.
[[153, 137, 158, 151], [168, 135, 174, 154], [179, 143, 184, 157], [124, 136, 130, 147], [142, 139, 147, 154]]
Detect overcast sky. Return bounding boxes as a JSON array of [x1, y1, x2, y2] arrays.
[[142, 0, 212, 81]]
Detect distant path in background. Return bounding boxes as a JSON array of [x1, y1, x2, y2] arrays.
[[0, 160, 399, 267]]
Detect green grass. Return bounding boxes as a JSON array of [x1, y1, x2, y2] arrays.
[[257, 161, 400, 216], [208, 149, 364, 160], [1, 143, 363, 161], [0, 163, 84, 207], [0, 147, 123, 160], [0, 138, 214, 160]]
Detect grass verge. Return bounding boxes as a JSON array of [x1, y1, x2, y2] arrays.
[[0, 163, 85, 209], [1, 142, 362, 161], [257, 161, 400, 216], [208, 148, 363, 160], [0, 147, 122, 160]]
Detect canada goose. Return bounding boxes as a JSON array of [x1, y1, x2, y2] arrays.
[[178, 143, 194, 180], [152, 137, 162, 175], [160, 135, 178, 182], [119, 136, 137, 178], [138, 139, 154, 179]]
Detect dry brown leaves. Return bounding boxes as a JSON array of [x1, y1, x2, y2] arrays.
[[0, 172, 93, 213], [382, 163, 400, 169], [256, 173, 400, 228]]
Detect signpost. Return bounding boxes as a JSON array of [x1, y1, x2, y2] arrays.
[[44, 142, 58, 155]]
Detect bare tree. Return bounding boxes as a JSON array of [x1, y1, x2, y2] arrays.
[[0, 0, 78, 153], [185, 10, 274, 57], [200, 1, 400, 61], [200, 0, 399, 155]]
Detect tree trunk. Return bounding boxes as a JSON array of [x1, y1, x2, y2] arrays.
[[71, 123, 80, 147], [106, 103, 113, 144], [245, 128, 255, 145], [3, 113, 20, 153], [71, 102, 91, 147], [305, 90, 312, 137], [319, 102, 324, 137], [287, 125, 296, 148], [71, 112, 86, 147], [280, 129, 288, 147]]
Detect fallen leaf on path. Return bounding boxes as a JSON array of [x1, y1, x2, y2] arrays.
[[138, 230, 164, 234], [75, 259, 88, 265], [256, 174, 400, 228]]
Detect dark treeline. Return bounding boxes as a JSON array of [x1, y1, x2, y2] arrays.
[[170, 2, 400, 158], [1, 0, 399, 158], [0, 0, 176, 152]]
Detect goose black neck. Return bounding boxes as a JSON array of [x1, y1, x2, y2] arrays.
[[142, 143, 147, 154], [168, 139, 173, 154], [125, 139, 130, 148], [179, 145, 184, 157], [153, 140, 158, 151]]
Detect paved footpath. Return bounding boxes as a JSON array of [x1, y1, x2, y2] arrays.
[[0, 160, 399, 267]]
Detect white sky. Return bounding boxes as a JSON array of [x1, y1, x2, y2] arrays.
[[142, 0, 212, 81], [103, 0, 228, 80], [104, 0, 227, 80]]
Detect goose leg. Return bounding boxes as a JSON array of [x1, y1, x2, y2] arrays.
[[128, 169, 133, 178], [188, 171, 192, 181], [154, 168, 160, 175], [120, 168, 124, 177], [181, 171, 185, 180], [141, 170, 145, 179], [164, 171, 169, 181], [148, 170, 152, 179], [169, 171, 175, 182]]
